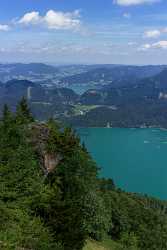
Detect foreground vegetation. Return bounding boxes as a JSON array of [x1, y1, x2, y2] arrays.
[[1, 98, 167, 249]]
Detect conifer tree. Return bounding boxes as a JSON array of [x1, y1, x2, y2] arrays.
[[2, 103, 12, 123], [16, 97, 34, 124]]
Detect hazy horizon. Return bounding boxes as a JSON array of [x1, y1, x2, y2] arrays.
[[1, 62, 167, 67]]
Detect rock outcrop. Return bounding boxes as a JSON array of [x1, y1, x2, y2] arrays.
[[30, 123, 63, 175]]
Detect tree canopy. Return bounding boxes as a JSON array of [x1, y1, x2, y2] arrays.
[[0, 99, 167, 250]]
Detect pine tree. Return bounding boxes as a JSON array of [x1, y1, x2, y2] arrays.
[[16, 97, 34, 124], [1, 104, 15, 132], [3, 104, 10, 119]]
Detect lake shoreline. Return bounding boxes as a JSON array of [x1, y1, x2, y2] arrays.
[[76, 126, 167, 131]]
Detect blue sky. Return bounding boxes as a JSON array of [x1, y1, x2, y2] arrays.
[[1, 0, 167, 64]]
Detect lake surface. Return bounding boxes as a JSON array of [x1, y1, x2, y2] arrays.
[[77, 128, 167, 200]]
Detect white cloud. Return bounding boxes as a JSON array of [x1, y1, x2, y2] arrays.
[[138, 40, 167, 51], [144, 29, 161, 38], [144, 27, 167, 39], [153, 40, 167, 49], [138, 43, 151, 51], [18, 10, 81, 30], [19, 11, 41, 25], [0, 24, 10, 31], [123, 13, 131, 18], [115, 0, 160, 6], [44, 10, 80, 30]]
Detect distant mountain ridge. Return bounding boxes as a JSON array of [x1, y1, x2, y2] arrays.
[[78, 68, 167, 105], [0, 79, 78, 120], [0, 63, 59, 83], [0, 63, 58, 75], [67, 69, 167, 127], [2, 65, 167, 127], [0, 63, 167, 88], [60, 65, 167, 87]]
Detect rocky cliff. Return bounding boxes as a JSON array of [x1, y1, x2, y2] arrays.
[[30, 123, 63, 175]]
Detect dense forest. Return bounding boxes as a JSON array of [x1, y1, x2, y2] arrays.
[[1, 98, 167, 249]]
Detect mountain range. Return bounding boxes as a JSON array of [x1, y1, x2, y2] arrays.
[[1, 63, 167, 127]]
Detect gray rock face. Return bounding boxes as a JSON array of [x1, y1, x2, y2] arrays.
[[29, 123, 63, 175], [44, 153, 63, 173]]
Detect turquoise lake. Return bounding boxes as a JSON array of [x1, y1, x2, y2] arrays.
[[77, 128, 167, 200]]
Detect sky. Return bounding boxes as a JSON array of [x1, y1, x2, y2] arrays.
[[1, 0, 167, 64]]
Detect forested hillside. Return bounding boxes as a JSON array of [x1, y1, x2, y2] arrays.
[[60, 65, 167, 87], [1, 98, 167, 249], [67, 69, 167, 127]]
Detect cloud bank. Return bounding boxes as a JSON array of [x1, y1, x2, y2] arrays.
[[18, 10, 81, 30], [144, 29, 161, 38], [144, 28, 167, 39], [115, 0, 160, 6], [139, 41, 167, 50], [0, 24, 10, 31]]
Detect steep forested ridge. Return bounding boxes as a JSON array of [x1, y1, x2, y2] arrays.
[[66, 69, 167, 127], [1, 98, 167, 250]]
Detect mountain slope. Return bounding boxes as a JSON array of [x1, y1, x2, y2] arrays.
[[0, 79, 79, 119], [60, 65, 167, 87], [1, 101, 167, 249], [2, 68, 167, 127], [67, 69, 167, 127]]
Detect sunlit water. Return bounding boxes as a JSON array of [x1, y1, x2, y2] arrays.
[[77, 128, 167, 200]]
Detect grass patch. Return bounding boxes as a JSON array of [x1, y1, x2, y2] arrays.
[[83, 238, 122, 250], [84, 239, 107, 250], [72, 105, 101, 116]]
